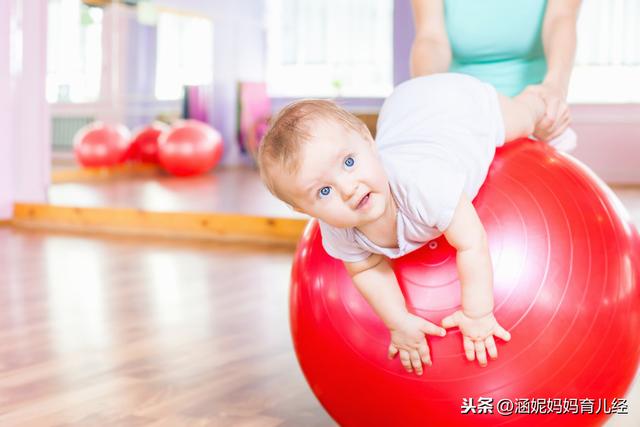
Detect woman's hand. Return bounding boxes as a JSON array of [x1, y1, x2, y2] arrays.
[[441, 310, 511, 367], [527, 82, 571, 141]]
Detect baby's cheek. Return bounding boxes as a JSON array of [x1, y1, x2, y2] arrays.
[[318, 203, 347, 226], [372, 164, 390, 187]]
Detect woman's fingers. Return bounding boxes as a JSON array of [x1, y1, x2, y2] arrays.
[[548, 111, 571, 140], [549, 119, 570, 141], [541, 97, 572, 140]]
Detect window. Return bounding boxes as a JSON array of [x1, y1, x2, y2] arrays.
[[569, 0, 640, 103], [155, 11, 214, 100], [46, 0, 103, 103], [267, 0, 393, 98]]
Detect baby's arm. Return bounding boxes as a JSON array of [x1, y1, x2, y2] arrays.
[[345, 254, 447, 376], [497, 88, 546, 142], [441, 193, 512, 366]]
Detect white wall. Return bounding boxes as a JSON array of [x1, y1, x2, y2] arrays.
[[571, 104, 640, 184], [0, 0, 14, 218], [0, 0, 50, 220]]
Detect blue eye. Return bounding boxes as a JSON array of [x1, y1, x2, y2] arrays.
[[319, 186, 332, 198], [344, 156, 355, 169]]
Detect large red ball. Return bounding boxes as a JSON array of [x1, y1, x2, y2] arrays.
[[126, 122, 170, 163], [73, 122, 130, 168], [290, 139, 640, 427], [158, 120, 223, 177]]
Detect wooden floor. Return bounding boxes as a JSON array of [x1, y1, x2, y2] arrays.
[[0, 228, 334, 426], [49, 166, 305, 219]]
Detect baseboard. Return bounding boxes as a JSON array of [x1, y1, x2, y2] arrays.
[[12, 203, 308, 246]]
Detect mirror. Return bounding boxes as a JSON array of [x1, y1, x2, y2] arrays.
[[48, 0, 304, 221]]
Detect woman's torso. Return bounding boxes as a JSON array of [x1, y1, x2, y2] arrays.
[[444, 0, 548, 96]]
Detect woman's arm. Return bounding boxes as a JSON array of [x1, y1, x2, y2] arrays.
[[530, 0, 582, 140], [409, 0, 451, 77], [541, 0, 582, 97]]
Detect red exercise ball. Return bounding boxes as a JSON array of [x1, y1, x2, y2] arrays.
[[73, 121, 130, 168], [158, 119, 223, 177], [126, 121, 169, 163], [290, 139, 640, 427]]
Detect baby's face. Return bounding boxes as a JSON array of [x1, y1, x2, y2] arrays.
[[275, 119, 391, 228]]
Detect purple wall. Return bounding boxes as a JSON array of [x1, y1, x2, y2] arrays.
[[127, 15, 157, 103], [394, 0, 414, 86]]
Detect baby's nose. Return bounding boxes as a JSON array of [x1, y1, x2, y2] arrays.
[[338, 180, 358, 201]]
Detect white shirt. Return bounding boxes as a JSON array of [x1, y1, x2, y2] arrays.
[[319, 73, 505, 262]]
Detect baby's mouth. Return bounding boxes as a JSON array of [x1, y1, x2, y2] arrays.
[[356, 192, 371, 209]]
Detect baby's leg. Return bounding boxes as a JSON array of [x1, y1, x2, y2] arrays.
[[497, 89, 545, 142]]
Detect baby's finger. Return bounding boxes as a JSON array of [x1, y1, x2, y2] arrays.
[[441, 313, 459, 329], [388, 343, 399, 359], [485, 335, 498, 360], [410, 350, 423, 375], [463, 336, 475, 362], [475, 340, 488, 367], [494, 325, 512, 342], [399, 350, 412, 372], [418, 343, 432, 366], [421, 321, 447, 337]]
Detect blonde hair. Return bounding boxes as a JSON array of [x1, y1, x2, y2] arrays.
[[257, 99, 371, 205]]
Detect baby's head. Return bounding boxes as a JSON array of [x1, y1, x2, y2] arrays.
[[258, 100, 391, 228]]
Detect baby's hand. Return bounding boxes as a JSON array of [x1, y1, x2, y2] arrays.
[[441, 311, 511, 367], [388, 313, 447, 376]]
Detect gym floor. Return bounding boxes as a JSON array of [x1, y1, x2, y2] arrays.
[[48, 166, 304, 218], [0, 166, 639, 426]]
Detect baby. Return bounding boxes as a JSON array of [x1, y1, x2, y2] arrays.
[[258, 73, 548, 376]]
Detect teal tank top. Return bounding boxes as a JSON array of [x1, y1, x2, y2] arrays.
[[444, 0, 547, 96]]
